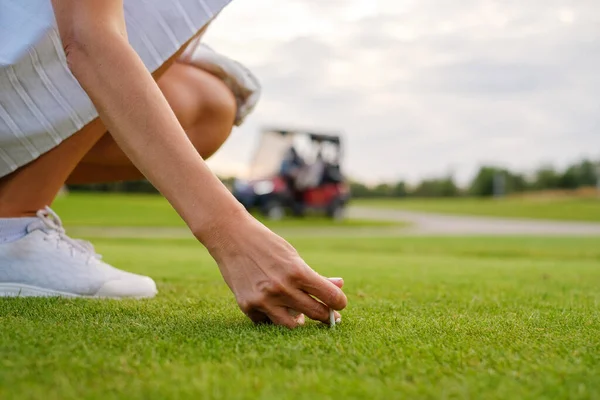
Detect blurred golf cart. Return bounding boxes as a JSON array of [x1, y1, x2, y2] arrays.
[[233, 128, 350, 220]]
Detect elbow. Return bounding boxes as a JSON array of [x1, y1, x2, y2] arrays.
[[61, 25, 100, 81], [61, 25, 125, 79], [63, 38, 89, 77]]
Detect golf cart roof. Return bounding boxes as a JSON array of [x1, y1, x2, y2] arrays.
[[262, 127, 341, 144], [246, 127, 344, 181]]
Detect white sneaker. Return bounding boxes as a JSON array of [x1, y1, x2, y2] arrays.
[[0, 207, 157, 299]]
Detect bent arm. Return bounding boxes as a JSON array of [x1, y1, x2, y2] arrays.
[[51, 0, 245, 245]]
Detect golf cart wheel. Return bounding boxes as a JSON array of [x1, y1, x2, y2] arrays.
[[263, 201, 285, 221], [292, 202, 305, 218], [327, 200, 346, 221]]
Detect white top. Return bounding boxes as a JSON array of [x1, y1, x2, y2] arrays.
[[0, 0, 55, 66]]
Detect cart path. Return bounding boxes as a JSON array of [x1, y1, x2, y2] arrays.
[[348, 207, 600, 236], [69, 206, 600, 238]]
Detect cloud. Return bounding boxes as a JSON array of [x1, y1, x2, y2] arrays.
[[204, 0, 600, 185]]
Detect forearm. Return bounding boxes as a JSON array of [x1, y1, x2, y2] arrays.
[[64, 29, 245, 244]]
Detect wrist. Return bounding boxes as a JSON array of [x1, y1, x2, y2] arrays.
[[190, 202, 251, 257]]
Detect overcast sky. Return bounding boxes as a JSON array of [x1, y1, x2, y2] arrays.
[[202, 0, 600, 185]]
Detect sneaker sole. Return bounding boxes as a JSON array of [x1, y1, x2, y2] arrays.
[[0, 282, 157, 299]]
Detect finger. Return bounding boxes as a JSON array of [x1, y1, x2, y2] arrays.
[[286, 290, 332, 324], [267, 307, 301, 329], [287, 308, 301, 318], [289, 298, 341, 326], [246, 309, 271, 325], [328, 277, 344, 288], [287, 309, 306, 326], [300, 270, 348, 311]]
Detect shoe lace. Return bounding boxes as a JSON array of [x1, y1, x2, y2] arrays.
[[27, 206, 102, 263]]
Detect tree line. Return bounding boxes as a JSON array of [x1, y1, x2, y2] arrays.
[[350, 159, 599, 198], [67, 158, 599, 198]]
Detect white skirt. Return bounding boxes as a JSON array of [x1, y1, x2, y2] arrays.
[[0, 0, 232, 178]]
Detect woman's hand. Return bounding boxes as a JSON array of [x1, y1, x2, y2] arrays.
[[204, 214, 347, 329]]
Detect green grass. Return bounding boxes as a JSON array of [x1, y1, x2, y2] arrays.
[[52, 193, 397, 228], [2, 236, 599, 399], [356, 197, 600, 222]]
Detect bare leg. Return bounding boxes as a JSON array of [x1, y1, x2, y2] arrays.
[[0, 30, 235, 216], [67, 63, 236, 184], [0, 118, 106, 217]]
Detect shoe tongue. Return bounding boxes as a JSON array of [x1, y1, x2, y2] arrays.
[[26, 218, 99, 259], [26, 217, 61, 234], [26, 219, 48, 233]]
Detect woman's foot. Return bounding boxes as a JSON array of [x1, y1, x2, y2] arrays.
[[0, 208, 157, 298]]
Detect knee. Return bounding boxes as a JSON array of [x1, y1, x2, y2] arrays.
[[160, 63, 237, 158], [187, 69, 238, 158], [192, 80, 237, 158], [196, 73, 237, 130]]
